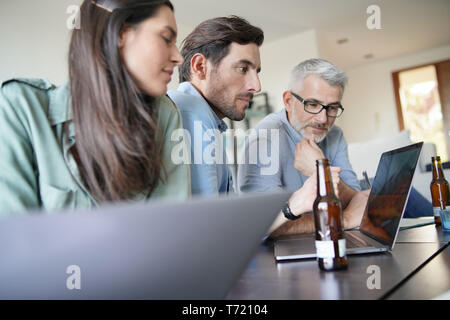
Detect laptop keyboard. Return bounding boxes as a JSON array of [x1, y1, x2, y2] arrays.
[[345, 232, 371, 248]]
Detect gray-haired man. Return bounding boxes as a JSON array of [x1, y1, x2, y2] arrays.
[[238, 58, 369, 238]]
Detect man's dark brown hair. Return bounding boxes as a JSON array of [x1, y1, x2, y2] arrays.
[[178, 16, 264, 82]]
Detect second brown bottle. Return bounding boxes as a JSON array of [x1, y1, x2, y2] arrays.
[[313, 158, 348, 271]]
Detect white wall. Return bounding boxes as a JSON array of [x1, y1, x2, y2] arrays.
[[167, 21, 193, 91], [337, 43, 450, 143], [259, 29, 319, 113], [3, 0, 447, 146], [0, 1, 319, 109], [0, 0, 192, 88], [0, 0, 83, 85], [0, 1, 194, 88]]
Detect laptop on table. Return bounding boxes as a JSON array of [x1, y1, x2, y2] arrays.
[[274, 142, 423, 261], [0, 191, 290, 299]]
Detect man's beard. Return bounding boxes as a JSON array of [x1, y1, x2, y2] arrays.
[[205, 69, 253, 121], [290, 106, 331, 143]]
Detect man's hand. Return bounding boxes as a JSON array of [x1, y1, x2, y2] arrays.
[[294, 139, 325, 177], [289, 173, 316, 216], [330, 166, 341, 199], [269, 166, 343, 238], [336, 179, 358, 208], [288, 166, 341, 216], [343, 190, 370, 229]]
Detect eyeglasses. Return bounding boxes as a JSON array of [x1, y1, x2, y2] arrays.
[[290, 91, 344, 118]]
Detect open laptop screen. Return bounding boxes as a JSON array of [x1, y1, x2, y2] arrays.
[[359, 142, 423, 247]]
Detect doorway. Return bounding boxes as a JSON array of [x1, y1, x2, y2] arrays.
[[393, 59, 450, 162]]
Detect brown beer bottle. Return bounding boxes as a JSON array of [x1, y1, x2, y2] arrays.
[[313, 159, 348, 271], [430, 156, 448, 225]]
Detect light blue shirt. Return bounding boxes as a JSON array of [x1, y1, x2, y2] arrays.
[[238, 109, 360, 193], [168, 82, 234, 196]]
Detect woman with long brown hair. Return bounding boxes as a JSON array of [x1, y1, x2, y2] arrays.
[[0, 0, 189, 216]]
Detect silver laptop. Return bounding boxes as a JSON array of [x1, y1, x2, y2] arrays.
[[274, 142, 423, 261], [0, 191, 290, 299]]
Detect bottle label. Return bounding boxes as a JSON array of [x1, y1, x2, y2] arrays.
[[433, 206, 450, 217], [315, 239, 346, 258], [338, 239, 346, 258]]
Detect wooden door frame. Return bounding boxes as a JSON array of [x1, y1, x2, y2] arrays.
[[392, 71, 404, 131], [392, 59, 450, 148]]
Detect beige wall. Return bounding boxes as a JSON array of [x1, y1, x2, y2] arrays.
[[2, 1, 449, 146], [337, 44, 450, 143], [0, 0, 194, 88], [0, 0, 319, 108], [0, 0, 83, 85], [258, 29, 319, 113], [0, 1, 194, 88]]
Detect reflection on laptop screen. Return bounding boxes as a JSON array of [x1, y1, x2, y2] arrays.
[[359, 143, 422, 246]]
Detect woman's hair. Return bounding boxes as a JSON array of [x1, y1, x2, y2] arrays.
[[288, 58, 348, 92], [68, 0, 173, 203], [178, 16, 264, 83]]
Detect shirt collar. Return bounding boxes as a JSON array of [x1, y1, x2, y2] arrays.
[[177, 82, 229, 133], [48, 82, 72, 125]]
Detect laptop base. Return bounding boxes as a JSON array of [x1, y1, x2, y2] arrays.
[[274, 231, 388, 262]]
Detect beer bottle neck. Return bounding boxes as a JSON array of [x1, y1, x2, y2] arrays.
[[432, 159, 445, 180], [316, 161, 335, 197]]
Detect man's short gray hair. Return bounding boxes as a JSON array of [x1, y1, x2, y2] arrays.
[[288, 58, 348, 92]]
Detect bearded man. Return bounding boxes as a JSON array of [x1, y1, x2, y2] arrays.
[[238, 59, 369, 238], [168, 16, 263, 196]]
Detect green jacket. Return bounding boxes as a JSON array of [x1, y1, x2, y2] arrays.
[[0, 78, 190, 218]]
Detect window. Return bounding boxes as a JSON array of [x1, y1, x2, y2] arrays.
[[393, 60, 450, 162]]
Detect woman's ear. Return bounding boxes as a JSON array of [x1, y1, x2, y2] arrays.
[[190, 53, 208, 80], [118, 25, 133, 49]]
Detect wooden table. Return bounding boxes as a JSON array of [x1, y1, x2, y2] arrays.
[[227, 222, 450, 300]]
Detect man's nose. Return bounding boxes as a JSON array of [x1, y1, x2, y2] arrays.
[[247, 71, 261, 93], [315, 108, 328, 123]]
